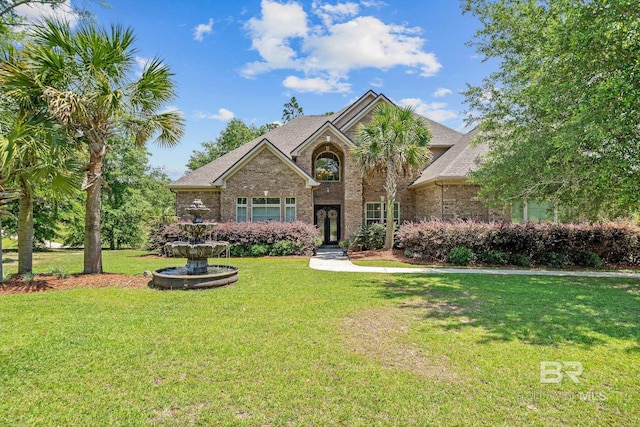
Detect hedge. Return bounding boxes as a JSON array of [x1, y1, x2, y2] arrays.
[[147, 221, 322, 257], [397, 220, 640, 265]]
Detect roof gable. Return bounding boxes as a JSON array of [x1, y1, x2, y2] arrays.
[[290, 121, 355, 157], [331, 90, 378, 129], [212, 139, 320, 189], [410, 127, 487, 188]]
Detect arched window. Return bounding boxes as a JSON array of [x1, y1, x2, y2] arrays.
[[315, 152, 340, 181]]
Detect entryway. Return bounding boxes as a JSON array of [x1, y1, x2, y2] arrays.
[[314, 205, 340, 246]]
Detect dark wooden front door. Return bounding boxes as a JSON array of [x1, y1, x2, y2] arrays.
[[314, 205, 340, 246]]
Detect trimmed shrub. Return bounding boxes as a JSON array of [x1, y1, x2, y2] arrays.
[[249, 243, 270, 257], [510, 253, 532, 267], [539, 252, 570, 268], [351, 223, 387, 251], [572, 251, 603, 268], [147, 220, 321, 256], [397, 220, 640, 265], [270, 240, 296, 256], [448, 247, 474, 265], [479, 250, 509, 265]]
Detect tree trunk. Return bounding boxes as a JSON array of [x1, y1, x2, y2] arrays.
[[383, 163, 398, 250], [83, 142, 105, 274], [17, 187, 33, 274]]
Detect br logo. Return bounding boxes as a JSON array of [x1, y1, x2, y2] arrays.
[[540, 361, 583, 384]]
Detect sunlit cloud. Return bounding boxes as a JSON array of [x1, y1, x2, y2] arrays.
[[242, 0, 441, 94], [397, 97, 458, 123]]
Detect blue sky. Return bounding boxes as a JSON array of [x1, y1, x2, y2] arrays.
[[16, 0, 494, 179]]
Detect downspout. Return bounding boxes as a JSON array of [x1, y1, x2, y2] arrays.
[[435, 181, 444, 220]]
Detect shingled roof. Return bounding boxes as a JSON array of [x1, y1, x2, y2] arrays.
[[169, 91, 481, 190], [410, 127, 487, 188]]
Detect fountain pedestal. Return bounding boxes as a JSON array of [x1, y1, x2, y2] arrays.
[[151, 199, 238, 289]]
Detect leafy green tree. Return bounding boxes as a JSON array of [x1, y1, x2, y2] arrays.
[[353, 104, 432, 249], [463, 0, 640, 219], [12, 19, 185, 273], [187, 119, 278, 171], [282, 96, 303, 123]]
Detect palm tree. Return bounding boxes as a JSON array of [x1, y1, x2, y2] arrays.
[[22, 19, 185, 274], [0, 114, 81, 274], [352, 104, 432, 249], [1, 43, 81, 275]]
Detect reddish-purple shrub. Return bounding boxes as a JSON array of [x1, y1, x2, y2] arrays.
[[397, 220, 640, 265], [147, 221, 321, 256]]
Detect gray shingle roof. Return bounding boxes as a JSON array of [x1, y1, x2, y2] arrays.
[[410, 127, 487, 187], [169, 116, 330, 188], [169, 92, 473, 189]]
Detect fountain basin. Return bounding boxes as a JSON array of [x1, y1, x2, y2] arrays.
[[152, 265, 239, 289], [165, 241, 228, 258]]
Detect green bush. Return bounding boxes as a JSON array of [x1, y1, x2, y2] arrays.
[[479, 250, 509, 265], [249, 243, 271, 257], [510, 253, 532, 267], [539, 252, 569, 268], [351, 224, 387, 251], [448, 247, 475, 265], [270, 240, 295, 256], [229, 244, 247, 257], [572, 251, 602, 268]]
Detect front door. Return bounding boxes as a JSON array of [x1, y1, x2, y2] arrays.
[[314, 205, 340, 246]]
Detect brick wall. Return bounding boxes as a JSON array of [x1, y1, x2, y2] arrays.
[[175, 190, 221, 221], [221, 146, 314, 223], [413, 182, 510, 222]]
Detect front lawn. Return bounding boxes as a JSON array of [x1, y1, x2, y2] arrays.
[[1, 250, 638, 425]]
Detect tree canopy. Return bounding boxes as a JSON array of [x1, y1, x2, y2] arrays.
[[187, 119, 278, 171], [463, 0, 640, 219]]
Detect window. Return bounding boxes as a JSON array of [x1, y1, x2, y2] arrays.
[[252, 197, 281, 222], [285, 197, 296, 222], [236, 198, 248, 222], [365, 202, 399, 225], [314, 152, 340, 181], [512, 201, 556, 223]]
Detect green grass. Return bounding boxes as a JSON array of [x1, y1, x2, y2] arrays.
[[1, 250, 639, 426]]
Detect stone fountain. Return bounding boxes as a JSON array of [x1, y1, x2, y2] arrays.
[[152, 199, 238, 289]]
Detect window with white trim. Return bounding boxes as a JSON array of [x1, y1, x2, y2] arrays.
[[285, 197, 296, 222], [252, 197, 281, 222], [365, 202, 399, 225], [236, 198, 248, 222]]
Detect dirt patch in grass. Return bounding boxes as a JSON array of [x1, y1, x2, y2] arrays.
[[0, 273, 150, 294], [341, 306, 460, 382]]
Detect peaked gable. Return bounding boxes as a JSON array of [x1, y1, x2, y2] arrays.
[[212, 139, 319, 189], [290, 121, 355, 157]]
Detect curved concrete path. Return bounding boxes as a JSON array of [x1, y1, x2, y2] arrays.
[[310, 249, 640, 278]]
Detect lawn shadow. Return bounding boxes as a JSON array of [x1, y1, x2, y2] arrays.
[[376, 274, 640, 347]]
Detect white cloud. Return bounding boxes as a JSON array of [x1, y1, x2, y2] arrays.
[[193, 18, 214, 41], [433, 87, 452, 98], [312, 1, 359, 26], [243, 0, 308, 77], [397, 97, 458, 123], [242, 0, 441, 93], [194, 108, 235, 121], [283, 75, 350, 93], [305, 16, 441, 76], [14, 0, 79, 26]]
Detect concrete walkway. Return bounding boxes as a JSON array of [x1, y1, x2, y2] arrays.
[[310, 248, 640, 278]]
